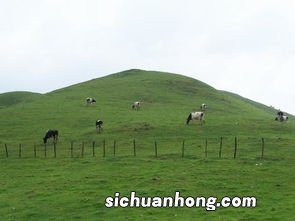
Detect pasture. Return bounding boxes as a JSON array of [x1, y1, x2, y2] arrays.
[[1, 155, 294, 220], [0, 69, 294, 220]]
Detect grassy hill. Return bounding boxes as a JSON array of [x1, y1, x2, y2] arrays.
[[0, 91, 42, 108], [0, 69, 293, 144], [0, 69, 294, 220]]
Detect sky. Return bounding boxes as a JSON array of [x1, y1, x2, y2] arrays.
[[0, 0, 295, 114]]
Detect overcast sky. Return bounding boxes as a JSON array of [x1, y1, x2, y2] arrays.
[[1, 0, 294, 114]]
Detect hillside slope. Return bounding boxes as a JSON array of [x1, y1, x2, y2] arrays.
[[0, 91, 42, 108], [0, 69, 294, 145]]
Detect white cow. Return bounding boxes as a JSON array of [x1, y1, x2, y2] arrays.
[[200, 103, 208, 111], [186, 111, 205, 125], [132, 101, 140, 110]]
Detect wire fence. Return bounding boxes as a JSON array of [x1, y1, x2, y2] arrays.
[[1, 136, 294, 160]]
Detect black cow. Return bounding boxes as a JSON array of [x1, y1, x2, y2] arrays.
[[43, 130, 59, 144], [96, 120, 103, 133]]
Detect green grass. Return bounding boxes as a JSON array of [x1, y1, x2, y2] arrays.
[[0, 69, 294, 220], [1, 157, 294, 220]]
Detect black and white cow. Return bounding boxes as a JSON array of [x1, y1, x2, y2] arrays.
[[43, 130, 59, 144], [86, 97, 96, 105], [186, 111, 205, 125], [200, 103, 207, 111], [132, 101, 140, 110], [277, 110, 284, 117], [275, 115, 288, 122], [275, 110, 288, 122], [96, 120, 103, 132]]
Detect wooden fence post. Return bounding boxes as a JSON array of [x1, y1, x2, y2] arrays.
[[261, 138, 265, 160], [54, 142, 57, 158], [70, 141, 74, 158], [219, 137, 223, 159], [103, 139, 106, 157], [19, 144, 22, 158], [34, 144, 37, 158], [205, 138, 208, 158], [133, 139, 136, 157], [92, 141, 95, 157], [4, 144, 8, 158], [154, 141, 158, 158], [44, 143, 47, 158], [113, 140, 116, 157], [234, 137, 238, 159], [182, 140, 185, 158], [81, 142, 84, 157]]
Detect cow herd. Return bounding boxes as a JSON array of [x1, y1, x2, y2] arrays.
[[42, 98, 289, 144], [43, 98, 142, 143]]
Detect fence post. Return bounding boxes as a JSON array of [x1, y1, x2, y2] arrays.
[[219, 137, 223, 159], [81, 142, 84, 157], [70, 141, 74, 158], [204, 138, 208, 158], [154, 141, 158, 158], [54, 142, 57, 158], [34, 144, 37, 158], [182, 140, 185, 158], [4, 144, 8, 158], [92, 141, 95, 157], [19, 144, 22, 158], [133, 139, 136, 157], [113, 140, 116, 157], [261, 138, 265, 160], [234, 137, 238, 159], [103, 139, 106, 157], [44, 143, 47, 158]]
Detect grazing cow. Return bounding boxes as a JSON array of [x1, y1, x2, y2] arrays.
[[277, 110, 283, 117], [200, 103, 208, 111], [43, 130, 59, 144], [86, 97, 96, 105], [132, 101, 140, 110], [186, 111, 205, 125], [275, 110, 288, 122], [96, 120, 103, 132], [275, 115, 288, 122]]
